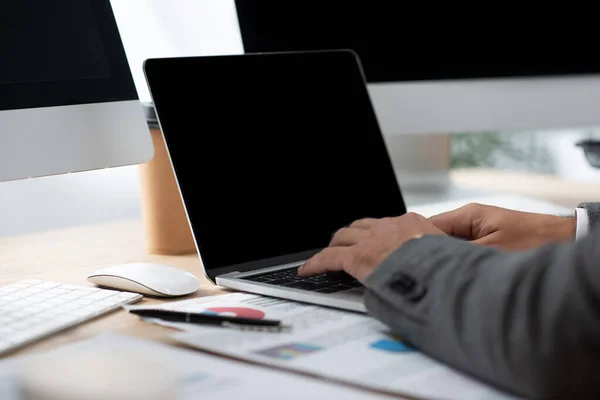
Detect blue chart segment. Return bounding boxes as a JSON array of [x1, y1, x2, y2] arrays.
[[370, 337, 415, 353]]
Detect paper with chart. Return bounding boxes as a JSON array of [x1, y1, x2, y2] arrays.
[[127, 293, 520, 400], [0, 333, 394, 400]]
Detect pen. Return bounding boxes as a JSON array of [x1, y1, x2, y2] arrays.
[[128, 309, 291, 332]]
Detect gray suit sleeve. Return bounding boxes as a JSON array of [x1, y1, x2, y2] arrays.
[[363, 229, 600, 399], [578, 202, 600, 231]]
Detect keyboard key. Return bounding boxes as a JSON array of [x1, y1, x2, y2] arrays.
[[36, 281, 61, 289], [242, 268, 362, 293], [117, 292, 140, 299], [0, 280, 143, 356]]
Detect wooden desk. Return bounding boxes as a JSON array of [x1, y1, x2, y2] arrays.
[[450, 168, 600, 209], [0, 170, 600, 356], [0, 168, 596, 400], [1, 169, 598, 360], [0, 218, 226, 359]]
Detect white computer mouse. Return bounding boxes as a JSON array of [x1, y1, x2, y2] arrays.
[[87, 263, 200, 297]]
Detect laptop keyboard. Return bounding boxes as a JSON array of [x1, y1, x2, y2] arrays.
[[242, 268, 362, 293]]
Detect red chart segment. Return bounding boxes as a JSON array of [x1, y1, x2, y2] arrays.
[[203, 307, 265, 319]]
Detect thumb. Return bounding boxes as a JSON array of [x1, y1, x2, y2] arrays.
[[428, 204, 480, 239], [472, 232, 507, 249]]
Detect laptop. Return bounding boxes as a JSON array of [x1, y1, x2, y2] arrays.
[[143, 50, 407, 313]]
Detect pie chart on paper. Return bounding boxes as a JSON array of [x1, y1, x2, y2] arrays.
[[202, 307, 265, 319]]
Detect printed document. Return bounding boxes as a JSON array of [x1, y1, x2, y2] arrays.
[[0, 333, 394, 400], [127, 293, 520, 400]]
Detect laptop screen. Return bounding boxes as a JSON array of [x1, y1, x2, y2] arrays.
[[144, 50, 406, 279]]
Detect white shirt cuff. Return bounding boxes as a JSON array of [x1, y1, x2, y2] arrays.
[[574, 208, 590, 240]]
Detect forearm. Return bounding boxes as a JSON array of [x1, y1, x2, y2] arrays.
[[364, 232, 600, 399]]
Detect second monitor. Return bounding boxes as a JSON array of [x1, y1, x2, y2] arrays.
[[234, 1, 600, 136], [234, 1, 600, 204]]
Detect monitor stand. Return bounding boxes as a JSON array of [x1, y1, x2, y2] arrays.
[[384, 134, 573, 216]]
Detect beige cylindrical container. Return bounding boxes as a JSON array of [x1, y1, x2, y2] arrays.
[[138, 103, 196, 255]]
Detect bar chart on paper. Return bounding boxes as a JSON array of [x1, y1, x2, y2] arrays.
[[136, 293, 520, 400], [256, 343, 325, 360]]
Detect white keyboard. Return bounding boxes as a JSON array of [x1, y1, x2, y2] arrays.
[[0, 280, 142, 356]]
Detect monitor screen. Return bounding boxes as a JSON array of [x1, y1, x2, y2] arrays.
[[144, 51, 406, 275], [0, 0, 153, 184], [0, 0, 137, 111], [235, 1, 600, 83]]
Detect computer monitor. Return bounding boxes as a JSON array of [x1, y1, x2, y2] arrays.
[[233, 1, 600, 203], [0, 0, 153, 183]]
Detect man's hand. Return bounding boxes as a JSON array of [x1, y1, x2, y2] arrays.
[[429, 203, 576, 251], [298, 213, 445, 282]]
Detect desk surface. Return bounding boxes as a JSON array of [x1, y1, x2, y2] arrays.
[[450, 168, 600, 209], [0, 217, 225, 358], [1, 168, 598, 359]]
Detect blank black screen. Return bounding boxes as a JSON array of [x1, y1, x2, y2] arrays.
[[235, 1, 600, 83], [145, 51, 406, 275], [0, 1, 108, 83], [0, 0, 137, 111]]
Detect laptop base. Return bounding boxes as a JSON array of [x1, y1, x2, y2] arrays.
[[216, 269, 367, 314]]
